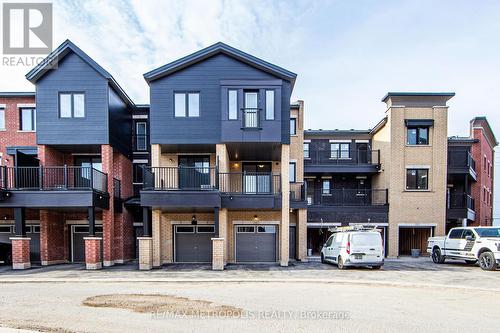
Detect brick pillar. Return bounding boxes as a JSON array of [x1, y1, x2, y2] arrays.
[[10, 237, 31, 269], [297, 208, 308, 261], [40, 210, 68, 265], [212, 238, 224, 270], [101, 145, 115, 267], [280, 144, 290, 266], [138, 237, 153, 270], [218, 208, 228, 265], [152, 210, 162, 267], [84, 237, 102, 270]]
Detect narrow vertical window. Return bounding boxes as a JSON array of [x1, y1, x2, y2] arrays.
[[290, 118, 297, 135], [20, 108, 36, 131], [303, 143, 310, 158], [322, 180, 330, 195], [59, 93, 72, 118], [73, 93, 85, 118], [136, 122, 147, 151], [174, 93, 186, 117], [289, 162, 296, 183], [228, 90, 238, 120], [265, 90, 274, 120], [0, 108, 5, 130], [188, 93, 199, 117]]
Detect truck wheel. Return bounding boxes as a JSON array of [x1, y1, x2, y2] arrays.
[[479, 252, 497, 271], [320, 254, 325, 264], [465, 260, 477, 265], [432, 248, 445, 264], [337, 256, 345, 270]]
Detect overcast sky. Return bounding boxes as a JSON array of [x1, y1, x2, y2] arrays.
[[2, 0, 500, 221]]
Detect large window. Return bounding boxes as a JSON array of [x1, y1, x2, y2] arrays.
[[228, 90, 238, 120], [0, 108, 5, 130], [289, 162, 296, 183], [174, 92, 199, 117], [290, 118, 297, 135], [407, 127, 428, 145], [304, 143, 310, 158], [406, 168, 428, 190], [265, 90, 274, 120], [136, 122, 147, 151], [20, 107, 36, 131], [59, 93, 85, 118], [331, 143, 350, 159]]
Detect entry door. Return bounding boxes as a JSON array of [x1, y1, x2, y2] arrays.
[[357, 143, 368, 164], [289, 226, 296, 260], [244, 91, 259, 128], [71, 225, 103, 262], [242, 163, 271, 194], [178, 156, 210, 190]]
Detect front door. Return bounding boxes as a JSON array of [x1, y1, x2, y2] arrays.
[[244, 91, 259, 128], [242, 163, 272, 194]]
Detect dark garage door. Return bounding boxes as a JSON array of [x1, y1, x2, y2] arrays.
[[236, 225, 277, 262], [174, 225, 214, 263], [0, 225, 40, 262], [72, 225, 103, 262], [289, 226, 296, 260]]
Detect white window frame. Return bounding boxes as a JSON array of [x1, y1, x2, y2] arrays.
[[228, 89, 238, 120], [20, 107, 36, 131], [59, 92, 85, 118], [135, 122, 147, 151], [265, 90, 274, 120], [0, 107, 5, 130], [304, 143, 310, 158], [174, 92, 200, 118]]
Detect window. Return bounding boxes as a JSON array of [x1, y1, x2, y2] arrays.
[[483, 156, 487, 171], [304, 143, 310, 158], [290, 118, 297, 135], [176, 226, 195, 233], [331, 143, 350, 159], [174, 92, 199, 117], [462, 229, 475, 240], [289, 162, 296, 183], [228, 90, 238, 120], [257, 226, 276, 233], [0, 108, 5, 130], [407, 127, 428, 145], [448, 229, 464, 239], [197, 226, 215, 233], [325, 236, 334, 247], [322, 180, 330, 195], [136, 122, 147, 151], [406, 169, 428, 190], [265, 90, 274, 120], [59, 93, 85, 118], [237, 226, 255, 233], [20, 108, 36, 131]]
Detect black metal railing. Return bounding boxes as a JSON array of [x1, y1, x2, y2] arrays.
[[305, 149, 380, 166], [219, 172, 281, 195], [113, 178, 121, 198], [143, 166, 217, 190], [0, 166, 108, 193], [241, 108, 261, 129], [290, 183, 306, 201], [448, 193, 475, 210], [133, 134, 149, 152], [307, 188, 388, 206], [448, 151, 476, 172]]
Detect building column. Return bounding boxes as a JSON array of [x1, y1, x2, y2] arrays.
[[84, 237, 102, 270], [10, 207, 30, 270], [101, 144, 115, 267], [211, 207, 225, 270], [152, 210, 162, 267], [280, 145, 290, 266], [40, 210, 67, 266], [297, 208, 307, 261], [138, 207, 153, 270], [218, 208, 228, 264]]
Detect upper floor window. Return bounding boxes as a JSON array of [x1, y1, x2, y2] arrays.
[[406, 168, 428, 190], [20, 107, 36, 131], [175, 92, 199, 117], [289, 162, 296, 183], [228, 90, 238, 120], [331, 143, 349, 159], [265, 90, 274, 120], [59, 93, 85, 118], [136, 122, 147, 151], [303, 143, 310, 158], [0, 108, 5, 130], [407, 127, 428, 145], [290, 118, 297, 135], [322, 179, 330, 195]]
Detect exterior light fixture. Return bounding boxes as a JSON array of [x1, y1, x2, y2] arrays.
[[191, 215, 198, 225]]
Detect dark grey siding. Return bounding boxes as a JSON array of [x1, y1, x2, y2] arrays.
[[108, 87, 131, 157], [36, 52, 109, 145], [149, 53, 291, 144], [281, 81, 291, 144]]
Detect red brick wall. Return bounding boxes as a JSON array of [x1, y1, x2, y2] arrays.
[[471, 121, 495, 226], [40, 210, 69, 263], [0, 96, 36, 167], [11, 238, 30, 264], [84, 238, 102, 264]]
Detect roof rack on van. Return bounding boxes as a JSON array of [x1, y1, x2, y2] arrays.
[[328, 225, 381, 233]]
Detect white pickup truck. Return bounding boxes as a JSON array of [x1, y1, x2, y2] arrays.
[[427, 226, 500, 270]]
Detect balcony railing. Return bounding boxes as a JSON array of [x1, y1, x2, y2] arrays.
[[143, 166, 218, 191], [305, 149, 380, 166], [219, 172, 281, 195], [307, 188, 388, 206], [290, 183, 306, 201], [0, 166, 108, 193], [448, 151, 476, 172], [241, 108, 261, 129], [448, 193, 475, 210]]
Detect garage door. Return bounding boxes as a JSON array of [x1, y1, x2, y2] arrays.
[[174, 225, 214, 263], [289, 226, 296, 260], [0, 225, 40, 262], [236, 225, 277, 262], [71, 225, 103, 262], [399, 227, 432, 256]]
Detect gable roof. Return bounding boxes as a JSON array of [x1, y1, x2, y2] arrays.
[[143, 42, 297, 86], [25, 40, 135, 107]]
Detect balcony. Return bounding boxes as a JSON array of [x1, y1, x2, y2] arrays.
[[219, 172, 281, 209], [290, 183, 307, 209], [0, 166, 109, 208], [447, 192, 476, 221], [304, 149, 381, 174], [447, 150, 477, 180], [307, 188, 389, 224], [241, 108, 261, 130]]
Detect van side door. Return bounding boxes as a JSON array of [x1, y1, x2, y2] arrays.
[[324, 235, 335, 260]]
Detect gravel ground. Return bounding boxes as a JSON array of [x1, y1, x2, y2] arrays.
[[0, 258, 499, 333]]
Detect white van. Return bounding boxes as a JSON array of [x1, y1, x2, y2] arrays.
[[321, 228, 384, 269]]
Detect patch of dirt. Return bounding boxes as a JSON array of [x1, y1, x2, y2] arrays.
[[1, 320, 82, 333], [83, 294, 243, 317]]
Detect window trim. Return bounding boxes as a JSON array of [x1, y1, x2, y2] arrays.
[[289, 161, 296, 183], [228, 89, 238, 120], [174, 91, 200, 118], [0, 108, 5, 130], [406, 126, 429, 145], [303, 143, 310, 159], [265, 89, 275, 120], [135, 122, 147, 151], [58, 92, 86, 119], [290, 118, 297, 136], [330, 143, 350, 159], [19, 107, 36, 131], [406, 168, 429, 191]]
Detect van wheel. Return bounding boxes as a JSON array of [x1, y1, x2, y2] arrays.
[[320, 254, 325, 264], [337, 256, 345, 270], [432, 248, 445, 264], [465, 260, 476, 265], [479, 252, 497, 271], [372, 265, 382, 270]]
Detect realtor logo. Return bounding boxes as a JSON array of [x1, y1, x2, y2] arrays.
[[2, 2, 53, 54]]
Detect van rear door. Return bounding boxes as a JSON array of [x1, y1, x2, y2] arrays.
[[350, 232, 383, 260]]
